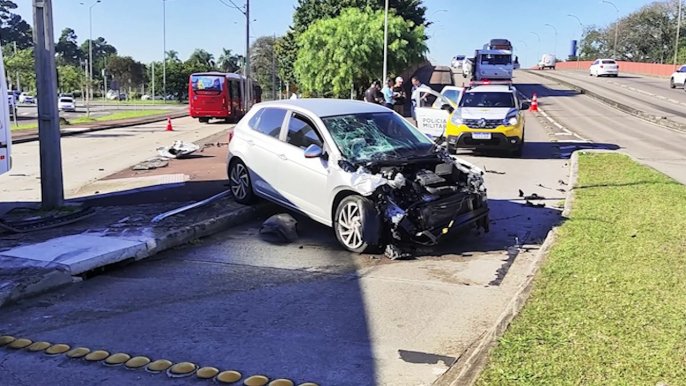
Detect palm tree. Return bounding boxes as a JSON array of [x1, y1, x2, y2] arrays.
[[188, 49, 215, 68], [166, 50, 180, 62], [218, 48, 242, 73]]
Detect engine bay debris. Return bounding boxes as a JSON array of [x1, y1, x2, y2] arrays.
[[260, 213, 299, 243], [157, 141, 200, 159]]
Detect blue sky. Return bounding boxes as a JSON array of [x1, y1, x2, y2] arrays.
[[15, 0, 654, 68]]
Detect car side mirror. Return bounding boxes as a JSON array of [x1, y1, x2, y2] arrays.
[[520, 102, 530, 110], [304, 144, 323, 158]]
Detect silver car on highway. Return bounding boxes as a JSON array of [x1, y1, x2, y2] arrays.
[[227, 99, 489, 253]]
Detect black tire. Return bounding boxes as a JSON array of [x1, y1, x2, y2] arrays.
[[333, 195, 382, 253], [228, 159, 256, 204], [670, 78, 676, 89], [199, 117, 210, 123]]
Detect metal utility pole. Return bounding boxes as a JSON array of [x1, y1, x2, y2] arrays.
[[162, 0, 167, 104], [13, 42, 20, 91], [517, 40, 528, 69], [152, 62, 155, 105], [87, 0, 100, 111], [272, 32, 276, 101], [568, 15, 584, 69], [531, 32, 541, 63], [32, 0, 65, 210], [675, 0, 683, 68], [382, 0, 389, 82], [245, 0, 251, 110]]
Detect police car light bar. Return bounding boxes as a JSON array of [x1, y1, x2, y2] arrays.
[[469, 80, 512, 86]]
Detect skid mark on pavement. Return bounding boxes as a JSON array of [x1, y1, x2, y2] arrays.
[[0, 335, 317, 386]]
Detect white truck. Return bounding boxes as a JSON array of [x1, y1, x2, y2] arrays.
[[538, 54, 556, 70], [465, 39, 514, 81], [0, 45, 11, 176]]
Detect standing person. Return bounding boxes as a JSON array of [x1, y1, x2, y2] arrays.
[[392, 77, 406, 116], [364, 80, 383, 104], [410, 76, 427, 120], [381, 78, 395, 109]]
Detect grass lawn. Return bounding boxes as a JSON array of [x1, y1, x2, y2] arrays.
[[477, 153, 686, 385], [10, 110, 170, 131], [92, 98, 186, 105]]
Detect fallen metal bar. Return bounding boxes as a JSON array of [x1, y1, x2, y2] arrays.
[[151, 190, 232, 223]]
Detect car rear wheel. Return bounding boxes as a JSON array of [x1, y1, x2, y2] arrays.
[[670, 78, 676, 88], [229, 159, 255, 204], [334, 195, 380, 253], [199, 117, 210, 123]]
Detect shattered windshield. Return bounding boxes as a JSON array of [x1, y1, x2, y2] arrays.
[[322, 112, 434, 163]]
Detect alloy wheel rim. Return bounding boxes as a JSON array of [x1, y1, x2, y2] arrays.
[[230, 164, 249, 200], [337, 202, 363, 249]]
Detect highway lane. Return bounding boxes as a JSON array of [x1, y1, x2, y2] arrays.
[[14, 103, 186, 127], [528, 69, 686, 126], [0, 68, 572, 386], [514, 70, 686, 185]]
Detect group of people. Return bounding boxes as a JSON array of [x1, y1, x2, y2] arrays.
[[364, 76, 426, 120]]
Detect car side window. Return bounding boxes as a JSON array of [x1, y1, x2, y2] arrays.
[[286, 113, 323, 150], [252, 107, 286, 138], [680, 66, 686, 73]]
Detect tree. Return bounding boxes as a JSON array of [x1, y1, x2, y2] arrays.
[[280, 0, 429, 88], [0, 1, 32, 49], [218, 48, 242, 73], [55, 28, 83, 67], [294, 7, 427, 98], [187, 49, 215, 68], [106, 55, 145, 92], [166, 50, 181, 63], [57, 65, 84, 93], [80, 37, 117, 81], [4, 46, 35, 91], [250, 36, 280, 97]]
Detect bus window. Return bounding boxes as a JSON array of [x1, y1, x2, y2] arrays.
[[191, 74, 224, 94]]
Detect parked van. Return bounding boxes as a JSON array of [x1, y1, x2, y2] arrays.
[[538, 54, 556, 70], [0, 44, 11, 175]]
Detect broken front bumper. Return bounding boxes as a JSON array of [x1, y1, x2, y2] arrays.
[[447, 133, 521, 152], [396, 193, 489, 245]]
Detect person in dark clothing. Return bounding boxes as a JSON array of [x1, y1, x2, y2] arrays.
[[364, 80, 384, 104], [392, 77, 406, 116]]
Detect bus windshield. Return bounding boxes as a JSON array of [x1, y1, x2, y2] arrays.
[[480, 54, 512, 65], [191, 75, 224, 93]]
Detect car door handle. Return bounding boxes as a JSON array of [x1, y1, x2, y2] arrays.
[[247, 140, 254, 146], [278, 154, 287, 161]]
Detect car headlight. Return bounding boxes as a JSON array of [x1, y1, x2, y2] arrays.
[[502, 116, 517, 126], [450, 115, 463, 126]]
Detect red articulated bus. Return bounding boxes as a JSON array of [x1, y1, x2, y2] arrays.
[[189, 72, 262, 123]]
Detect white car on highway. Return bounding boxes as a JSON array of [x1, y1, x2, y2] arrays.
[[669, 65, 686, 89], [227, 99, 489, 253], [590, 59, 619, 77], [58, 96, 76, 112], [19, 93, 35, 103]]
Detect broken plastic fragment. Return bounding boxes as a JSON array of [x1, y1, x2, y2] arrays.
[[384, 200, 406, 225], [384, 244, 411, 260], [157, 141, 200, 159], [260, 213, 298, 243]]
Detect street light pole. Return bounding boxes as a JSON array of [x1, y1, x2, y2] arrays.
[[568, 15, 584, 69], [675, 0, 683, 68], [81, 0, 100, 116], [245, 0, 251, 110], [531, 32, 541, 64], [162, 0, 167, 103], [517, 40, 528, 69], [544, 23, 558, 58], [382, 0, 389, 83], [602, 1, 619, 58], [32, 0, 65, 210]]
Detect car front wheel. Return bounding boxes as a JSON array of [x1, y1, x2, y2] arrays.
[[334, 195, 380, 253], [670, 78, 676, 88], [229, 159, 255, 204]]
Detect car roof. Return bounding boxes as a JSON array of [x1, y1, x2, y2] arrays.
[[255, 98, 390, 117], [466, 85, 513, 93]]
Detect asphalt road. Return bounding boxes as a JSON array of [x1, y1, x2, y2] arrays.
[[529, 69, 686, 126], [14, 102, 185, 127], [515, 70, 686, 185], [0, 69, 573, 385]]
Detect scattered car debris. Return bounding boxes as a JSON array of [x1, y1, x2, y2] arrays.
[[524, 193, 545, 200], [157, 141, 200, 159], [537, 184, 552, 190], [260, 213, 299, 243], [558, 179, 568, 186], [525, 201, 545, 208], [384, 244, 411, 260], [485, 168, 506, 175], [557, 188, 566, 193], [200, 142, 230, 152], [133, 157, 170, 171], [518, 189, 524, 197]]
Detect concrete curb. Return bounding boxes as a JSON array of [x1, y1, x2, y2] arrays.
[[0, 201, 269, 309], [12, 111, 189, 144], [523, 70, 686, 134], [434, 156, 580, 386]]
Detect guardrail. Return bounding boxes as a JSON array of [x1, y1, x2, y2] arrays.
[[531, 61, 678, 77]]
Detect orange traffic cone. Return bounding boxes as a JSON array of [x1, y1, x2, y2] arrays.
[[166, 116, 173, 131], [529, 94, 539, 112]]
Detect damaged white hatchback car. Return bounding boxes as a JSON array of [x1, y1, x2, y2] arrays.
[[227, 99, 489, 253]]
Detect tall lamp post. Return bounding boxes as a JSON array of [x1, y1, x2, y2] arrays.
[[531, 32, 541, 63], [568, 14, 584, 69], [544, 23, 558, 58], [675, 0, 683, 69], [382, 0, 389, 83], [602, 0, 619, 58], [80, 0, 100, 116], [162, 0, 167, 102], [219, 0, 252, 110], [517, 40, 528, 68]]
